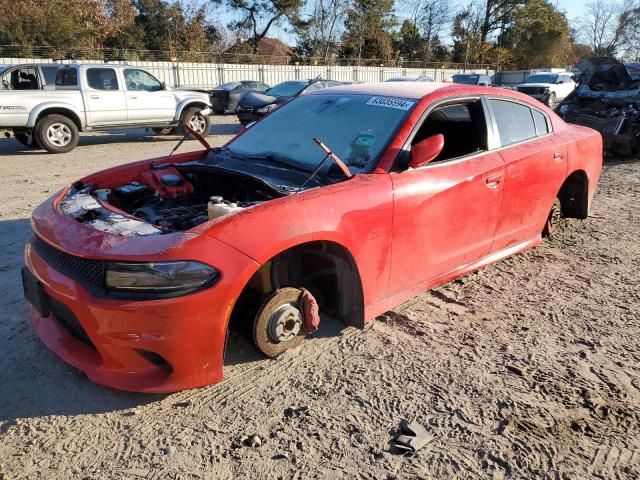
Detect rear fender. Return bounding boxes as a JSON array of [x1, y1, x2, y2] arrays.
[[28, 102, 85, 130]]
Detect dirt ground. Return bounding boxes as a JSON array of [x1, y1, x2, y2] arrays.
[[0, 117, 638, 479]]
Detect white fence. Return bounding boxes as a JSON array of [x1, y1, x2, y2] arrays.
[[1, 57, 493, 88]]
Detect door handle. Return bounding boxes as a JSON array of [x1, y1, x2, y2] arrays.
[[90, 95, 99, 99], [129, 95, 138, 99], [486, 175, 502, 188], [553, 152, 564, 162]]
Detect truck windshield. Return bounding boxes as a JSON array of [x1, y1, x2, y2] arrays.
[[524, 74, 558, 84], [227, 93, 415, 176]]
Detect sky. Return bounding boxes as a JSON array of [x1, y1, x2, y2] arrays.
[[210, 0, 592, 47]]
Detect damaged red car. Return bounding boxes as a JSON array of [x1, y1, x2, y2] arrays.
[[23, 82, 603, 392]]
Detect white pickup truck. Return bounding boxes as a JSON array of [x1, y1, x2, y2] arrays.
[[0, 63, 212, 153]]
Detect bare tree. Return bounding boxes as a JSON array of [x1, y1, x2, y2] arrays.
[[301, 0, 348, 61], [398, 0, 450, 61], [577, 0, 640, 57]]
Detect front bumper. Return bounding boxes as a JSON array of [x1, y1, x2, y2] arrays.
[[23, 236, 259, 393]]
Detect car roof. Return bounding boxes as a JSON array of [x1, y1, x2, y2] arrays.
[[308, 81, 454, 100]]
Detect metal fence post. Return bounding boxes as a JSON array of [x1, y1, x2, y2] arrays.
[[173, 62, 180, 88], [259, 65, 264, 83]]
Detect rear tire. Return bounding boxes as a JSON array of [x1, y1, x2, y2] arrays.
[[543, 197, 562, 237], [35, 114, 79, 154], [180, 107, 211, 138]]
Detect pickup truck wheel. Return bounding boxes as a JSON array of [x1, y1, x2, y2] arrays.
[[253, 287, 306, 358], [36, 115, 79, 154], [180, 107, 211, 138]]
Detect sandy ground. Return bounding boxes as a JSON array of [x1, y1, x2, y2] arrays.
[[0, 117, 639, 479]]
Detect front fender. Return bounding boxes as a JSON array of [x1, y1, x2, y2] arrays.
[[28, 102, 85, 129], [174, 97, 212, 122]]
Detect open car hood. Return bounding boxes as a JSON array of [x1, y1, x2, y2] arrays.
[[577, 57, 634, 91]]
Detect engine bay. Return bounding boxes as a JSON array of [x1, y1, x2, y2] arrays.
[[59, 163, 284, 235]]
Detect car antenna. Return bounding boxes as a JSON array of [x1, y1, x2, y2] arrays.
[[300, 138, 353, 188]]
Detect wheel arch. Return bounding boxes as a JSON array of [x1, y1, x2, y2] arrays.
[[29, 104, 84, 131], [227, 239, 366, 339], [175, 99, 211, 122], [557, 169, 589, 219]]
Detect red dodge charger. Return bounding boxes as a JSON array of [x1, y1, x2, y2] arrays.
[[22, 82, 602, 392]]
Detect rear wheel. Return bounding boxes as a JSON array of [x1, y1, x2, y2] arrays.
[[543, 197, 562, 237], [35, 114, 79, 154], [253, 287, 306, 358], [180, 107, 211, 138]]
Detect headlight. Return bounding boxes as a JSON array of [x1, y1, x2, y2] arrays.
[[257, 104, 276, 114], [105, 261, 219, 292]]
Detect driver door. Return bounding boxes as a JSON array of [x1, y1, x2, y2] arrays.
[[388, 98, 505, 295], [123, 68, 175, 122]]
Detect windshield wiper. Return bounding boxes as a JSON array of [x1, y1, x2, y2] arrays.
[[300, 138, 353, 188]]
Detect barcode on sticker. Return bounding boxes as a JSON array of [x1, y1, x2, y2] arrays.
[[366, 96, 415, 110]]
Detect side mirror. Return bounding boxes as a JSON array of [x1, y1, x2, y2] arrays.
[[409, 134, 445, 169], [161, 81, 167, 90]]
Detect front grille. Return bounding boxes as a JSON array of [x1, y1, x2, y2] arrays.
[[518, 86, 545, 95], [33, 237, 105, 289]]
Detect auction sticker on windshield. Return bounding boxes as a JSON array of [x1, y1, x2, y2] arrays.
[[366, 96, 415, 110]]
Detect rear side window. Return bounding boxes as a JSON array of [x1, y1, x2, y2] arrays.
[[56, 68, 78, 86], [532, 109, 549, 135], [490, 99, 537, 146], [87, 68, 118, 90]]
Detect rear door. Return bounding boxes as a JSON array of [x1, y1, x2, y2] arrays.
[[84, 67, 128, 125], [122, 68, 175, 122], [388, 97, 505, 295], [488, 98, 567, 252]]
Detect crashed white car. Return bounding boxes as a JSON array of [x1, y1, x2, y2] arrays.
[[0, 63, 211, 153]]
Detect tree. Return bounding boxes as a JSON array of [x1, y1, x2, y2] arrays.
[[340, 0, 397, 64], [506, 0, 572, 69], [576, 0, 640, 57], [212, 0, 306, 52], [478, 0, 524, 44], [396, 20, 423, 62], [296, 0, 348, 62]]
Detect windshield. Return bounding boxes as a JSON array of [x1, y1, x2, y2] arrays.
[[524, 74, 558, 84], [265, 81, 308, 98], [215, 81, 241, 90], [227, 93, 415, 178], [452, 74, 479, 85]]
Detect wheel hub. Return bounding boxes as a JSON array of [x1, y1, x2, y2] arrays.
[[189, 115, 206, 133], [47, 123, 71, 146], [266, 303, 302, 343]]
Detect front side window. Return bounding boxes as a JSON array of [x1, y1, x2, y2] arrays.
[[409, 100, 488, 164], [228, 94, 416, 175], [490, 99, 537, 146], [123, 69, 162, 91], [87, 68, 119, 90]]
